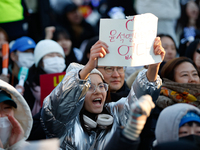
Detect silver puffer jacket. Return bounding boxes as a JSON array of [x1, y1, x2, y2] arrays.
[[41, 63, 162, 150]]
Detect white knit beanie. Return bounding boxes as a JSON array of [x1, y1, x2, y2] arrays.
[[34, 39, 65, 67]]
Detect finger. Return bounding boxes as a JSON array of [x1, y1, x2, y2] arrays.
[[154, 37, 161, 48], [7, 115, 23, 133], [94, 40, 109, 53]]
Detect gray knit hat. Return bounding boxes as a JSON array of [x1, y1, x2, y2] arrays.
[[66, 63, 104, 80]]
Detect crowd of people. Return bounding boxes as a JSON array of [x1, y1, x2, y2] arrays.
[[0, 0, 200, 150]]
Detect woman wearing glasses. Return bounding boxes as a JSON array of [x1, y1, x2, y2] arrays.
[[41, 38, 165, 150]]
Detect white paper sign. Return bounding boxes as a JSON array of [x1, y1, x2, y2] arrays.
[[98, 13, 161, 67]]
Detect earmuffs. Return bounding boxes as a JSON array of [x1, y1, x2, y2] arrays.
[[83, 114, 113, 129]]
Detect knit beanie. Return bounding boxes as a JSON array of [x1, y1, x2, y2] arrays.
[[66, 63, 104, 80], [34, 39, 65, 67], [179, 112, 200, 127], [185, 39, 200, 60]]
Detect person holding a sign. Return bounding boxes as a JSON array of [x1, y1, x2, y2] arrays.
[[40, 36, 165, 149]]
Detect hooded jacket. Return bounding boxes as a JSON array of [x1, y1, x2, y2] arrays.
[[155, 103, 200, 144], [41, 63, 162, 150], [0, 79, 33, 150]]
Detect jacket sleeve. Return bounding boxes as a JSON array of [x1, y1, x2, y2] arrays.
[[107, 69, 162, 126], [41, 63, 90, 138], [130, 69, 162, 103]]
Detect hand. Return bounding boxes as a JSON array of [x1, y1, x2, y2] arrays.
[[151, 37, 165, 67], [7, 115, 24, 147], [133, 94, 155, 117], [147, 37, 165, 81], [123, 95, 155, 140], [88, 40, 109, 69], [0, 74, 10, 83], [45, 26, 56, 39], [15, 85, 24, 96], [80, 40, 109, 79]]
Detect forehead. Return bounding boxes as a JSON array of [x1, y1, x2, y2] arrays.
[[89, 74, 103, 83], [175, 62, 196, 72]]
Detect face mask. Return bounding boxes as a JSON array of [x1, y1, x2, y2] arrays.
[[16, 52, 34, 68], [179, 134, 200, 148], [0, 117, 12, 148], [43, 56, 66, 74]]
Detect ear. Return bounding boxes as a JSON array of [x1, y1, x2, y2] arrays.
[[10, 52, 18, 62]]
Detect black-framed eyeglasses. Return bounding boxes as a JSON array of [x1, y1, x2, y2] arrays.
[[97, 67, 125, 75], [88, 83, 108, 93]]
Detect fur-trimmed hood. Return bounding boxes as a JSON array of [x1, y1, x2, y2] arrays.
[[0, 79, 33, 140]]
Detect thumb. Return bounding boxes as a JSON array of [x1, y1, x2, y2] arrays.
[[135, 95, 155, 116]]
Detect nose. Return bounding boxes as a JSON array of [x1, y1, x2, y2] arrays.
[[94, 86, 101, 93], [188, 74, 196, 83], [111, 68, 120, 77], [0, 111, 6, 117], [190, 128, 195, 135]]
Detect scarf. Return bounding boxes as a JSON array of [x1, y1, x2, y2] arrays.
[[156, 78, 200, 109]]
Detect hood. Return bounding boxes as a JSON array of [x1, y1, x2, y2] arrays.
[[0, 79, 33, 140], [155, 103, 200, 144]]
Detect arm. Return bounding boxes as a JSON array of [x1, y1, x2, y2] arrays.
[[132, 37, 164, 102], [41, 40, 109, 138], [41, 63, 90, 138]]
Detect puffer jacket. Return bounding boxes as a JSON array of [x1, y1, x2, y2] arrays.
[[0, 80, 33, 150], [41, 63, 162, 150]]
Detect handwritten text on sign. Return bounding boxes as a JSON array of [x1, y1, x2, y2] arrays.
[[98, 13, 161, 67]]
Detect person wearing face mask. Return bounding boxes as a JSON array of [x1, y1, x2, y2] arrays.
[[0, 79, 33, 150], [139, 57, 200, 150], [24, 39, 66, 116], [154, 103, 200, 149], [9, 36, 36, 87]]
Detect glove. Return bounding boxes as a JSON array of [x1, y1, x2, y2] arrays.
[[122, 95, 155, 140]]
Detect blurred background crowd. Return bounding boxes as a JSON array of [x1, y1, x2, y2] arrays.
[[1, 0, 200, 149]]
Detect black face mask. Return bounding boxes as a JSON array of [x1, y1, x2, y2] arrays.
[[179, 134, 200, 148]]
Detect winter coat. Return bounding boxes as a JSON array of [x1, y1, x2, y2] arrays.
[[155, 103, 200, 144], [0, 79, 33, 150], [41, 63, 162, 150]]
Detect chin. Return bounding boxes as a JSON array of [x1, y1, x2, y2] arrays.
[[91, 108, 103, 114]]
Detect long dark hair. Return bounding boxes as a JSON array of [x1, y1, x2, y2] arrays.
[[160, 57, 200, 81], [52, 26, 78, 67], [176, 1, 200, 32]]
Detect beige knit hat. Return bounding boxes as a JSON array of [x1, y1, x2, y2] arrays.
[[66, 63, 104, 80]]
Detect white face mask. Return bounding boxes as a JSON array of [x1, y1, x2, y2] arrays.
[[16, 52, 34, 68], [0, 117, 12, 148], [43, 56, 66, 74]]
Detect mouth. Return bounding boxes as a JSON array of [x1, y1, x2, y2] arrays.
[[111, 80, 120, 84], [92, 98, 102, 107]]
